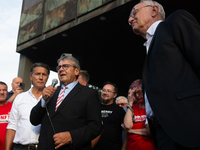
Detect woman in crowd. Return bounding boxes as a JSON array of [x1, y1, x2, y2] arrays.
[[124, 79, 156, 150]]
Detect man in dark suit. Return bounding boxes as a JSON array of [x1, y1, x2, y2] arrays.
[[128, 0, 200, 149], [30, 55, 102, 150]]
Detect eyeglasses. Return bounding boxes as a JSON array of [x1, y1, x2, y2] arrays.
[[102, 89, 115, 94], [56, 64, 75, 72], [128, 5, 152, 25], [117, 103, 127, 106]]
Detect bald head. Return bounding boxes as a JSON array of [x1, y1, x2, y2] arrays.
[[11, 77, 23, 91]]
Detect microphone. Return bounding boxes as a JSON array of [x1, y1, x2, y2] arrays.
[[51, 78, 58, 87], [45, 78, 58, 101], [45, 78, 58, 134]]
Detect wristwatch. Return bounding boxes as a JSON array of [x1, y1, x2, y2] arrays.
[[127, 105, 133, 113], [127, 105, 135, 119]]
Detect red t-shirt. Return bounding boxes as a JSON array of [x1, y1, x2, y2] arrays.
[[127, 102, 156, 150], [0, 102, 12, 150]]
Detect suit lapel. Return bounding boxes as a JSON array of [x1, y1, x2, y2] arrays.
[[143, 22, 163, 74], [48, 86, 61, 116], [148, 22, 162, 54], [52, 83, 82, 117]]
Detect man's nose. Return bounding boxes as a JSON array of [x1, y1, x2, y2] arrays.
[[128, 17, 134, 25], [39, 75, 43, 79], [58, 66, 65, 72]]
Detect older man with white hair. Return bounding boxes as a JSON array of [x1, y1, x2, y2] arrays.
[[115, 96, 128, 109], [129, 0, 200, 149]]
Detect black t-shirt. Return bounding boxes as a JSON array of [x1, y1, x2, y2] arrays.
[[94, 103, 125, 150]]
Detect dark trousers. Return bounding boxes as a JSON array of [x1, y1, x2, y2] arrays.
[[13, 147, 28, 150], [13, 144, 38, 150], [156, 126, 200, 150]]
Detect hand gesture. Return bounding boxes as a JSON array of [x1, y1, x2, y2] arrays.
[[128, 88, 137, 105], [42, 85, 57, 101], [13, 87, 23, 96], [53, 132, 72, 149]]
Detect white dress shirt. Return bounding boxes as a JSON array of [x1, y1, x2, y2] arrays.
[[7, 88, 41, 145], [143, 20, 162, 123]]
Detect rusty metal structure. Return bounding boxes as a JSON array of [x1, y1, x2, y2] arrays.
[[16, 0, 200, 95]]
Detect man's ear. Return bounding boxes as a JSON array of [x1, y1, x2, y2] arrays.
[[30, 75, 32, 83], [114, 93, 117, 99], [75, 68, 79, 76], [83, 81, 87, 86], [29, 75, 33, 85], [152, 5, 159, 18]]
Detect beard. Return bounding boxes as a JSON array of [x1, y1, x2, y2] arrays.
[[101, 98, 110, 104], [101, 94, 112, 104]]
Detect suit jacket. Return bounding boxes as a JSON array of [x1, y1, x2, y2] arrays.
[[143, 10, 200, 148], [30, 83, 102, 150]]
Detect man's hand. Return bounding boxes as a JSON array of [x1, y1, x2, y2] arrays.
[[7, 87, 24, 103], [13, 87, 23, 96], [42, 85, 57, 101], [53, 131, 72, 149]]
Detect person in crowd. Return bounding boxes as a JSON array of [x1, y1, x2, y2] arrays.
[[115, 96, 129, 148], [124, 79, 156, 150], [93, 82, 126, 150], [7, 77, 24, 103], [128, 0, 200, 149], [115, 96, 128, 109], [0, 81, 12, 150], [5, 62, 50, 150], [78, 70, 90, 86], [30, 55, 102, 150], [77, 70, 100, 149]]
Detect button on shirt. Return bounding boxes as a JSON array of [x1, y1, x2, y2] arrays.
[[143, 20, 162, 121], [7, 88, 42, 145]]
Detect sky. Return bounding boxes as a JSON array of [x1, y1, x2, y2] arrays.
[[0, 0, 58, 91]]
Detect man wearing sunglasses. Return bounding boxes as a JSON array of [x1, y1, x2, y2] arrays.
[[129, 0, 200, 149]]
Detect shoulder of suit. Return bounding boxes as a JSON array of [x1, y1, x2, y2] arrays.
[[165, 9, 196, 23], [80, 84, 97, 92]]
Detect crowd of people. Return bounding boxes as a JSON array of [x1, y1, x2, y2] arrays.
[[1, 57, 153, 150], [1, 0, 200, 149]]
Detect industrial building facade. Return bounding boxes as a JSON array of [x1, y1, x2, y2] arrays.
[[16, 0, 199, 95]]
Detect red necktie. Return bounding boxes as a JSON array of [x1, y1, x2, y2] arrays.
[[55, 86, 66, 110]]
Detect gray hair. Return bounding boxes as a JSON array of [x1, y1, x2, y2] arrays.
[[115, 96, 128, 104], [140, 0, 165, 20], [57, 55, 80, 70], [30, 62, 50, 76]]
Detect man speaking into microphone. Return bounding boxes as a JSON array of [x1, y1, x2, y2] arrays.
[[30, 55, 102, 150]]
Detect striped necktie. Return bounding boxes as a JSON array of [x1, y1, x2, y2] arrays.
[[55, 86, 66, 111]]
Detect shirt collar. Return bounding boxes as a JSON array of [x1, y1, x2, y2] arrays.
[[28, 87, 42, 100], [28, 87, 34, 97], [143, 20, 163, 47], [9, 90, 14, 94], [62, 80, 78, 90], [146, 20, 163, 39]]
